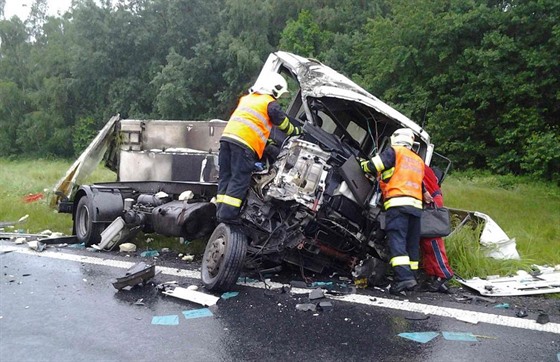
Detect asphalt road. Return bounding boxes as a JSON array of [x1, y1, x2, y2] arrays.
[[1, 241, 559, 362]]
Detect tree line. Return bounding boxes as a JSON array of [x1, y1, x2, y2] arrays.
[[0, 0, 558, 182]]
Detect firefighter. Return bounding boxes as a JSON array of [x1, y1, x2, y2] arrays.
[[360, 128, 427, 294], [216, 72, 302, 223], [420, 166, 454, 293]]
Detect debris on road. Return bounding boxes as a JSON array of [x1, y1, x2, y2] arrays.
[[441, 332, 479, 342], [295, 303, 317, 312], [536, 313, 550, 324], [162, 286, 219, 306], [151, 315, 179, 326], [27, 240, 46, 252], [112, 262, 156, 290], [221, 292, 239, 300], [119, 243, 137, 252], [456, 266, 560, 296], [309, 288, 325, 300], [398, 332, 439, 344], [182, 308, 213, 319], [140, 250, 160, 258], [0, 215, 29, 228]]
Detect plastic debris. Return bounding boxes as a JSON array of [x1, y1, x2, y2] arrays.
[[317, 301, 333, 311], [182, 254, 194, 261], [140, 250, 160, 258], [494, 303, 510, 309], [162, 286, 220, 306], [119, 243, 137, 252], [515, 309, 528, 318], [398, 332, 439, 344], [536, 313, 550, 324], [27, 240, 46, 252], [309, 288, 325, 300], [442, 332, 478, 342], [182, 308, 213, 320], [151, 315, 179, 325], [221, 291, 239, 300]]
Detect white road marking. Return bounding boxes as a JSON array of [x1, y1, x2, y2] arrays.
[[2, 245, 559, 335]]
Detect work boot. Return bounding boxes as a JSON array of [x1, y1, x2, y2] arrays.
[[429, 276, 453, 294], [389, 279, 418, 295]]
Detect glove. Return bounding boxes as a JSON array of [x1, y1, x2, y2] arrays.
[[358, 157, 371, 173]]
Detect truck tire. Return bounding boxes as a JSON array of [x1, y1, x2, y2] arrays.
[[202, 223, 247, 291], [75, 196, 104, 246]]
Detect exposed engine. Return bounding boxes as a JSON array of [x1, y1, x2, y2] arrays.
[[239, 136, 386, 275]]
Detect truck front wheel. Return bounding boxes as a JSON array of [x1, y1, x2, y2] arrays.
[[202, 223, 247, 291], [75, 196, 104, 246]]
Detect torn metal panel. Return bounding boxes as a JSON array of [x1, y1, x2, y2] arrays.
[[162, 286, 219, 306], [112, 262, 156, 290], [457, 266, 560, 296], [449, 208, 520, 260], [49, 114, 121, 208]]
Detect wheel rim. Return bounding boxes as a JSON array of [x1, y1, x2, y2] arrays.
[[205, 235, 226, 277], [77, 204, 90, 237]]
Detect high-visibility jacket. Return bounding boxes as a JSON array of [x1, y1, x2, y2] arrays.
[[372, 146, 424, 209], [221, 93, 274, 158]]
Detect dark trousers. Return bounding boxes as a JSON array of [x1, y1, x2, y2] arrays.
[[216, 141, 256, 222], [385, 206, 421, 282]]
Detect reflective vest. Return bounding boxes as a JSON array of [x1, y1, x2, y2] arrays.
[[221, 93, 274, 158], [380, 146, 424, 209]]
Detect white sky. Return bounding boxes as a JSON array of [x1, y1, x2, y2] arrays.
[[3, 0, 73, 20]]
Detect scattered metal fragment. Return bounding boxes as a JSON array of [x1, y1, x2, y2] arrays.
[[133, 298, 145, 306], [162, 286, 219, 306], [515, 309, 528, 318], [112, 262, 156, 290]]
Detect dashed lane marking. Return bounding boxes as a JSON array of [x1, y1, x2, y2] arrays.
[[2, 245, 559, 335]]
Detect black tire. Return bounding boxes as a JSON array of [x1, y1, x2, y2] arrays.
[[201, 223, 247, 291], [75, 196, 104, 246]]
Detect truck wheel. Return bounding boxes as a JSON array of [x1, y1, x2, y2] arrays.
[[202, 223, 247, 291], [75, 196, 103, 246]]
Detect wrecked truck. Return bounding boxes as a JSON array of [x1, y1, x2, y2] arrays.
[[52, 51, 446, 292]]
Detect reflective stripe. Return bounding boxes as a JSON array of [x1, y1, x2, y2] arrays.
[[278, 117, 298, 135], [216, 194, 242, 207], [227, 116, 268, 144], [391, 255, 410, 267], [381, 168, 394, 180], [237, 106, 272, 132], [410, 261, 419, 270], [372, 155, 384, 172], [384, 196, 423, 209], [361, 160, 372, 173], [221, 133, 256, 153]]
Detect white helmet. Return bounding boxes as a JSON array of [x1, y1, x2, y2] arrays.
[[390, 128, 415, 148], [250, 72, 288, 99]]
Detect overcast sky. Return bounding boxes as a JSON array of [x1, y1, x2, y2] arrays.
[[3, 0, 73, 20]]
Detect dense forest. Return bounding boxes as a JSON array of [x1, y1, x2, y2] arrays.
[[0, 0, 558, 182]]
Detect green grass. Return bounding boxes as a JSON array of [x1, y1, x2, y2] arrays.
[[443, 171, 560, 279], [1, 159, 559, 278]]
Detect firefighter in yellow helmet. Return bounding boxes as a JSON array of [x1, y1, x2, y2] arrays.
[[361, 128, 428, 294], [216, 72, 302, 223]]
